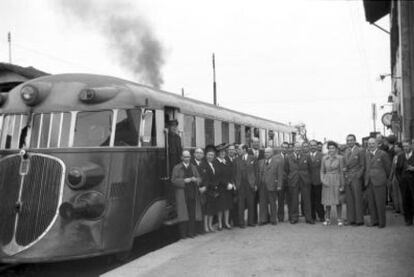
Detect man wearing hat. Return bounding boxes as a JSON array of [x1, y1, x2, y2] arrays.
[[167, 119, 183, 174]]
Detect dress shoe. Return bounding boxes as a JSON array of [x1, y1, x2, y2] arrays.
[[369, 223, 379, 227], [271, 221, 277, 225], [248, 223, 256, 227], [290, 220, 298, 224], [224, 224, 232, 230], [306, 220, 315, 225], [345, 222, 356, 226], [354, 222, 364, 226], [378, 225, 385, 229]]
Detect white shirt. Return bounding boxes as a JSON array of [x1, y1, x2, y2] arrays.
[[370, 149, 378, 156], [406, 151, 413, 160], [194, 160, 201, 166], [208, 162, 215, 174], [183, 162, 190, 169]]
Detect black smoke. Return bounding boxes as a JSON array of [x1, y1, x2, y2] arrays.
[[55, 0, 165, 89]]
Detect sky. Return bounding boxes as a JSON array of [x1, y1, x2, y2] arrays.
[[0, 0, 392, 143]]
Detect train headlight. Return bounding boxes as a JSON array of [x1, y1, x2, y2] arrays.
[[67, 162, 105, 190], [68, 168, 84, 188], [59, 191, 106, 220], [78, 87, 118, 104], [20, 85, 39, 105], [20, 82, 52, 106]]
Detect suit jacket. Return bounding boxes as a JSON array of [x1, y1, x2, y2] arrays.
[[364, 149, 391, 187], [257, 155, 284, 191], [225, 156, 237, 184], [274, 153, 289, 185], [309, 151, 323, 185], [286, 153, 312, 187], [343, 145, 365, 180], [234, 154, 257, 192], [395, 151, 414, 181], [171, 163, 202, 222], [168, 132, 183, 172]]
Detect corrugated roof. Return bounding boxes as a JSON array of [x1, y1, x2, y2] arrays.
[[0, 63, 49, 79]]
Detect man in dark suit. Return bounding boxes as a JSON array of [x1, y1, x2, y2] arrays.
[[249, 137, 263, 224], [309, 140, 325, 222], [225, 144, 238, 226], [257, 147, 284, 225], [275, 142, 290, 222], [286, 142, 314, 224], [234, 144, 257, 227], [365, 138, 391, 228], [396, 140, 414, 225], [343, 134, 365, 226]]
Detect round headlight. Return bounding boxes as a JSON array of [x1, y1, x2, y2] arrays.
[[20, 85, 39, 105], [67, 168, 85, 189]]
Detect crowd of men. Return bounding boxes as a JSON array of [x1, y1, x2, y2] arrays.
[[168, 122, 414, 239]]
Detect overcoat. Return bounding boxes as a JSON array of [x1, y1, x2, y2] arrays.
[[171, 163, 202, 222]]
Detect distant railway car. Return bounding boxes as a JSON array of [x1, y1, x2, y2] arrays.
[[0, 74, 295, 263]]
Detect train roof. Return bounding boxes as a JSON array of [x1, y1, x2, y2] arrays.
[[2, 73, 295, 132]]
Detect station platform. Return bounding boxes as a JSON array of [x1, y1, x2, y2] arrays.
[[103, 211, 414, 277]]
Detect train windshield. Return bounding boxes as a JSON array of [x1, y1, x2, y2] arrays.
[[0, 109, 145, 149]]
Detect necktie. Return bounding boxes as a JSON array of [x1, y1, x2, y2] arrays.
[[266, 159, 270, 165]]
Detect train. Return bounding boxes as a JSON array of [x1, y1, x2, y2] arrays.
[[0, 73, 295, 263]]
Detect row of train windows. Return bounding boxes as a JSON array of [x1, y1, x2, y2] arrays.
[[0, 109, 155, 149], [182, 115, 290, 148], [0, 110, 290, 149]]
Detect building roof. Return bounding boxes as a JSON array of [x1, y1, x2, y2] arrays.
[[363, 0, 391, 24], [0, 63, 49, 79]]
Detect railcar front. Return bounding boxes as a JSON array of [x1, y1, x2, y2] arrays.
[[0, 74, 167, 263]]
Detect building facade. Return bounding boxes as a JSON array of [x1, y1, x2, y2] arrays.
[[364, 0, 414, 141]]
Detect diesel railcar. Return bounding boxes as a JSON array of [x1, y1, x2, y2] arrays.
[[0, 73, 295, 262]]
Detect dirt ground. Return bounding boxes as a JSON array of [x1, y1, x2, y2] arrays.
[[104, 211, 414, 277]]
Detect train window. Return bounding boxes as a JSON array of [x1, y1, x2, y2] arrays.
[[115, 109, 141, 146], [74, 111, 112, 147], [222, 122, 229, 144], [49, 113, 61, 148], [39, 114, 51, 148], [268, 130, 275, 148], [30, 114, 41, 148], [60, 113, 71, 147], [0, 114, 28, 149], [183, 115, 196, 147], [245, 126, 251, 146], [260, 129, 266, 148], [205, 118, 214, 146], [234, 124, 241, 144], [141, 109, 156, 146]]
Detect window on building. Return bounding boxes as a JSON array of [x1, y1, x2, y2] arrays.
[[205, 118, 215, 146], [74, 110, 112, 147], [183, 114, 196, 147], [115, 109, 141, 146], [222, 121, 229, 144]]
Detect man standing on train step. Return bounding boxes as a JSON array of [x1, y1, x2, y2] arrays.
[[171, 150, 202, 238], [168, 119, 183, 174]]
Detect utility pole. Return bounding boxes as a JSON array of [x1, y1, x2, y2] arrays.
[[181, 88, 184, 97], [372, 103, 377, 132], [212, 53, 217, 105], [7, 32, 12, 63]]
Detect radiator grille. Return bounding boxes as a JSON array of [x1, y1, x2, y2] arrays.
[[0, 156, 21, 245], [15, 156, 63, 246]]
